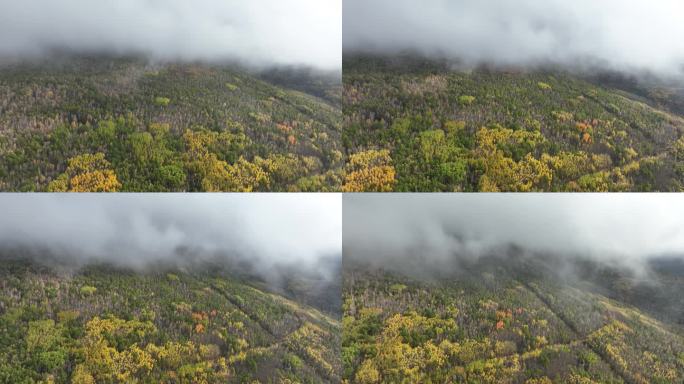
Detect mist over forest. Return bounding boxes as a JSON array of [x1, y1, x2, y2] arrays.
[[0, 194, 343, 383], [344, 0, 684, 80], [343, 194, 684, 383], [0, 0, 341, 72], [343, 194, 684, 277], [0, 194, 341, 284]]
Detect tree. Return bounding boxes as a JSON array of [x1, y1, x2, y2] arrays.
[[71, 365, 96, 384], [182, 129, 267, 191], [419, 130, 449, 163], [474, 127, 551, 191], [27, 320, 68, 374], [154, 97, 170, 107], [48, 153, 121, 192], [78, 317, 156, 382], [199, 156, 269, 192], [343, 150, 396, 192], [80, 286, 97, 296], [256, 154, 319, 189], [458, 95, 476, 106], [355, 360, 380, 384]]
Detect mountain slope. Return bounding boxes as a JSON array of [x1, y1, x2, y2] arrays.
[[343, 56, 684, 192], [0, 57, 343, 192], [343, 254, 684, 383], [0, 259, 341, 383]]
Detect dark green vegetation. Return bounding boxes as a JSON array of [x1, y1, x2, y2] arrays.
[[0, 258, 341, 383], [0, 57, 343, 191], [343, 253, 684, 383], [343, 56, 684, 191]]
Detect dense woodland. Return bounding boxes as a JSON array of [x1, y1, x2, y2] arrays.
[[343, 253, 684, 383], [0, 258, 341, 383], [0, 57, 343, 191], [6, 55, 684, 192], [343, 55, 684, 191]]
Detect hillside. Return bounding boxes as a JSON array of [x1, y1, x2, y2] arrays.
[[0, 56, 343, 192], [343, 253, 684, 383], [343, 56, 684, 192], [0, 258, 341, 383]]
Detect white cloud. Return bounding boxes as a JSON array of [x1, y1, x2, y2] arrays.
[[344, 0, 684, 76], [0, 193, 341, 271], [344, 194, 684, 266], [0, 0, 341, 70]]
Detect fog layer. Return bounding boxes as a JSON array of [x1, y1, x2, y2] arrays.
[[0, 0, 341, 71], [343, 0, 684, 78], [344, 194, 684, 273], [0, 194, 341, 277]]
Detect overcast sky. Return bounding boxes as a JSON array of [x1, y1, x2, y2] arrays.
[[0, 194, 341, 272], [0, 0, 341, 71], [344, 0, 684, 77], [344, 194, 684, 270]]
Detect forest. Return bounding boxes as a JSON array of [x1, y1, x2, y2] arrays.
[[343, 252, 684, 383], [343, 55, 684, 192], [0, 257, 341, 383], [7, 55, 684, 192], [0, 56, 343, 192]]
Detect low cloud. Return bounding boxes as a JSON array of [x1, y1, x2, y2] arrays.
[[0, 0, 341, 71], [344, 194, 684, 275], [344, 0, 684, 78], [0, 194, 341, 280]]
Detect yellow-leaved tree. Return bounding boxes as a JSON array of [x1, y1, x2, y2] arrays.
[[74, 317, 156, 382], [48, 153, 121, 192], [182, 129, 267, 191], [342, 149, 396, 192], [474, 127, 552, 191]]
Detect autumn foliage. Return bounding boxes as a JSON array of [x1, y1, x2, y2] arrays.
[[342, 149, 396, 192], [0, 59, 343, 192], [48, 153, 121, 192], [343, 57, 684, 191]]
